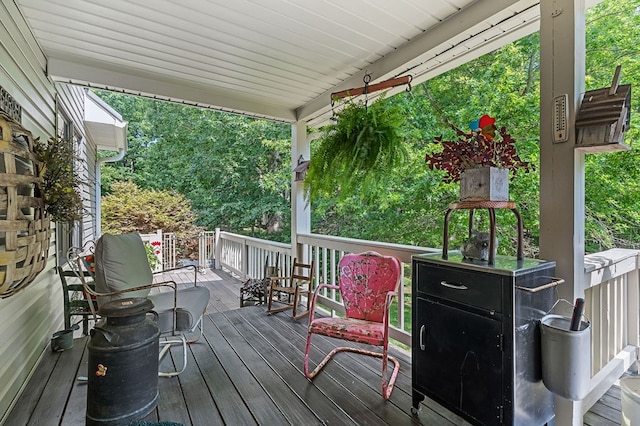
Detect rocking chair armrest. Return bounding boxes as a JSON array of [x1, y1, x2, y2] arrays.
[[268, 275, 290, 281]]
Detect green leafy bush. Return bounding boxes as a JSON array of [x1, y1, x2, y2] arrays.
[[101, 181, 204, 258], [144, 242, 160, 270]]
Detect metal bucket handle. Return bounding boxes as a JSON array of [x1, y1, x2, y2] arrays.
[[546, 298, 591, 325]]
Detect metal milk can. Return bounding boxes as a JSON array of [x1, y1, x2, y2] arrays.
[[86, 297, 160, 425]]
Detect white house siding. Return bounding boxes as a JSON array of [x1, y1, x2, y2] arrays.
[[56, 83, 97, 249], [79, 138, 97, 245], [0, 3, 90, 422]]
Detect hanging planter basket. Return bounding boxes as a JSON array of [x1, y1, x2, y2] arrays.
[[0, 112, 50, 298]]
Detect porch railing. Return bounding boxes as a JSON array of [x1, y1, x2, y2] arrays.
[[214, 230, 291, 278], [581, 249, 640, 413], [139, 229, 176, 272], [199, 231, 216, 270], [213, 229, 439, 346], [206, 230, 640, 408]]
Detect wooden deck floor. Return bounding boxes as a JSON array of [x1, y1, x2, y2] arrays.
[[6, 267, 629, 425]]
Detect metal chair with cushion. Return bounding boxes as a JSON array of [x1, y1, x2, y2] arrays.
[[76, 232, 210, 377], [303, 251, 402, 399]]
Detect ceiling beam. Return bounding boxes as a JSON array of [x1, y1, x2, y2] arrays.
[[46, 55, 297, 122], [296, 0, 523, 123]]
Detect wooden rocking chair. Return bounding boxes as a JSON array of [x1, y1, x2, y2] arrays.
[[266, 258, 315, 319]]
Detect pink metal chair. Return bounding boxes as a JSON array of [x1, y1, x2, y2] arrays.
[[303, 251, 402, 400]]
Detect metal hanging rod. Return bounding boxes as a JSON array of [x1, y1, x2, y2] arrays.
[[331, 75, 412, 101]]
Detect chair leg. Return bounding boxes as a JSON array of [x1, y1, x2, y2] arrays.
[[267, 286, 294, 315], [267, 285, 273, 311], [304, 336, 400, 400], [185, 314, 205, 344], [158, 334, 187, 377], [292, 287, 310, 320], [158, 315, 205, 377], [380, 350, 400, 400]]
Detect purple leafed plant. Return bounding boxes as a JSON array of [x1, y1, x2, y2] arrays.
[[425, 122, 533, 183]]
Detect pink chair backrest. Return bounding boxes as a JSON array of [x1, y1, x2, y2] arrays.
[[339, 252, 401, 323]]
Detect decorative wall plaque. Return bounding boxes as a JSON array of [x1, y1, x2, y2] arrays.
[[0, 85, 22, 123]]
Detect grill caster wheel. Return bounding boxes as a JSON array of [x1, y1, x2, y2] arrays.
[[411, 406, 420, 416]]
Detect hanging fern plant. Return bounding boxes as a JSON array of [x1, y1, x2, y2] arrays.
[[304, 95, 407, 202]]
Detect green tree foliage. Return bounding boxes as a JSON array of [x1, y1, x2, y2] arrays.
[[101, 181, 203, 257], [308, 33, 543, 255], [93, 92, 292, 242], [583, 0, 640, 252]]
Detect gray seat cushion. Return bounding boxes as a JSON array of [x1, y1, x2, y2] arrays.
[[94, 232, 210, 335], [94, 233, 152, 307], [149, 286, 210, 334]]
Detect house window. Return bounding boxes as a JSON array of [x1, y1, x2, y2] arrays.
[[55, 112, 82, 264]]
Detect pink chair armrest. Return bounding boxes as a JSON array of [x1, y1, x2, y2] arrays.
[[383, 290, 397, 337], [308, 283, 340, 323]]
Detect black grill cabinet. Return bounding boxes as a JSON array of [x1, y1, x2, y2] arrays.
[[411, 253, 557, 425]]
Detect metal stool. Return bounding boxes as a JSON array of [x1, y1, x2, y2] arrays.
[[442, 200, 523, 265]]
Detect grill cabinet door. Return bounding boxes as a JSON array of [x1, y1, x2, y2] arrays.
[[415, 297, 504, 426]]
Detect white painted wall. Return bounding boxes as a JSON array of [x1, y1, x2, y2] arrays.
[[0, 3, 91, 422]]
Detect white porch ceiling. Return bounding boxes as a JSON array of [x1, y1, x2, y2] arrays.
[[16, 0, 541, 127]]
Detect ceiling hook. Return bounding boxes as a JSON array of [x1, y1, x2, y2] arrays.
[[406, 75, 413, 93]]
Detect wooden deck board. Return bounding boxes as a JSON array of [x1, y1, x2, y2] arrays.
[[8, 343, 60, 426], [224, 309, 359, 426], [6, 267, 629, 425], [59, 339, 89, 426], [212, 314, 321, 425], [231, 308, 400, 425], [157, 352, 190, 426], [189, 326, 257, 426], [175, 346, 222, 426], [235, 308, 424, 425], [205, 315, 292, 425]]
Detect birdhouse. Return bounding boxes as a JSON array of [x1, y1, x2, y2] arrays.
[[293, 155, 309, 181], [575, 65, 631, 153]]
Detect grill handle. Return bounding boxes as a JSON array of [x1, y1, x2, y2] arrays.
[[440, 281, 468, 290], [419, 325, 426, 350], [515, 277, 564, 293]]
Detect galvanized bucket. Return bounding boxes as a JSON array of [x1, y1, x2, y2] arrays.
[[540, 314, 590, 400]]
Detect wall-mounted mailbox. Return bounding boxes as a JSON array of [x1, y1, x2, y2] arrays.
[[575, 65, 631, 153]]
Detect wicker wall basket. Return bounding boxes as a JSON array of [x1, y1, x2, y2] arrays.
[[0, 112, 50, 298]]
